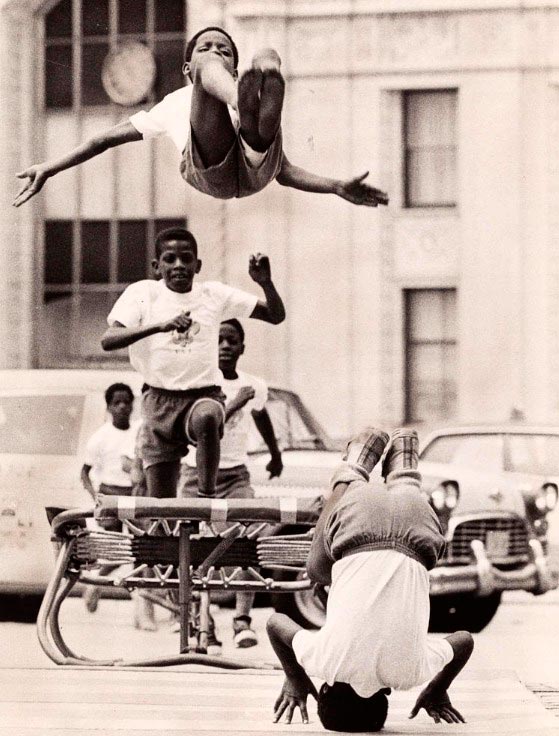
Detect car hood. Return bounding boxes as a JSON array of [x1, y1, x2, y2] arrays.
[[419, 460, 526, 516]]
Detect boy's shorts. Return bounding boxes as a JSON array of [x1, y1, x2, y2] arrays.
[[180, 128, 284, 199], [140, 385, 225, 469]]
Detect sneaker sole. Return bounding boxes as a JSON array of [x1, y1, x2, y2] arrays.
[[234, 630, 258, 648]]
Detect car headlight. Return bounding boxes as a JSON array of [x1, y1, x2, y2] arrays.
[[540, 483, 558, 512], [430, 481, 459, 512]]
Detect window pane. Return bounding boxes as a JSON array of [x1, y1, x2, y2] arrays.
[[155, 0, 185, 33], [508, 435, 559, 475], [46, 0, 72, 39], [118, 0, 147, 35], [404, 90, 457, 207], [118, 220, 148, 282], [0, 395, 85, 456], [154, 39, 184, 100], [45, 44, 73, 108], [451, 435, 504, 473], [82, 43, 110, 105], [82, 0, 109, 36], [81, 221, 110, 283], [45, 221, 73, 285]]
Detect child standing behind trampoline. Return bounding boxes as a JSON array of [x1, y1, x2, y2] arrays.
[[14, 27, 388, 207], [267, 427, 474, 731]]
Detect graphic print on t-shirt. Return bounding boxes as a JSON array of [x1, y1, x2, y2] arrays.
[[171, 318, 201, 347]]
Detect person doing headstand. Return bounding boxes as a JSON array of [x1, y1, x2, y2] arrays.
[[267, 427, 474, 731]]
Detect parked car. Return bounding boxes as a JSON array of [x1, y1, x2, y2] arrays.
[[248, 407, 558, 632], [0, 369, 143, 621]]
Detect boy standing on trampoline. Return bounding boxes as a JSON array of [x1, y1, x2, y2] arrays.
[[267, 427, 474, 731], [101, 227, 285, 500], [14, 27, 388, 207]]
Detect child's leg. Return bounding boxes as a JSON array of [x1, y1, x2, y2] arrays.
[[238, 48, 285, 153], [186, 400, 224, 496], [145, 460, 181, 498], [190, 56, 238, 168]]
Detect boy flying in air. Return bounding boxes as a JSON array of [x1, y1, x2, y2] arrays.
[[180, 318, 283, 651], [267, 427, 474, 731], [14, 27, 388, 207], [101, 227, 285, 500]]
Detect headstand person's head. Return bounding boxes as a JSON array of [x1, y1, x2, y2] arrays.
[[317, 682, 390, 732], [152, 227, 201, 294], [183, 27, 239, 81]]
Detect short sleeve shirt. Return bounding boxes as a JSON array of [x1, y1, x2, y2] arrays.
[[84, 420, 141, 488], [107, 280, 258, 390], [185, 370, 268, 469], [129, 86, 238, 154], [292, 550, 454, 698]]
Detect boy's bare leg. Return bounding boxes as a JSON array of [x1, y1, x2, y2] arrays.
[[238, 48, 285, 152], [190, 56, 238, 167], [187, 401, 223, 496], [145, 460, 181, 498]]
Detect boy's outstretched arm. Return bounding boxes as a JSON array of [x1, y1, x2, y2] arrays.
[[248, 254, 286, 325], [266, 613, 318, 724], [101, 313, 193, 351], [276, 155, 389, 207], [13, 121, 142, 208], [409, 631, 474, 725]]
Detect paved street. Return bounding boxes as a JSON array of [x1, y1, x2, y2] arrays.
[[0, 590, 558, 734]]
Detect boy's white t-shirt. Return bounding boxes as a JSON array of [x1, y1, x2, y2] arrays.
[[84, 420, 141, 488], [129, 86, 265, 166], [185, 370, 267, 469], [107, 279, 258, 391], [292, 550, 454, 698]]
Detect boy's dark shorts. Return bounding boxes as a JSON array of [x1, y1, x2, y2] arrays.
[[180, 128, 284, 199], [140, 385, 225, 469], [97, 483, 133, 532]]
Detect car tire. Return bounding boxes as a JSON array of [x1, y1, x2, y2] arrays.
[[428, 592, 502, 633], [0, 593, 44, 623], [270, 571, 326, 629]]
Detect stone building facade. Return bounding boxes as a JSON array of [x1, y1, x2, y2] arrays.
[[2, 0, 559, 438]]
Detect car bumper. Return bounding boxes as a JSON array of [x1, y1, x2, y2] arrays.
[[429, 538, 557, 597]]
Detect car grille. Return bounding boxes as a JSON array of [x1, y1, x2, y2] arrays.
[[442, 516, 530, 566]]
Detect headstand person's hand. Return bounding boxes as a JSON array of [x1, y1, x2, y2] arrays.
[[409, 684, 466, 725], [249, 253, 272, 284], [273, 676, 317, 724], [334, 171, 389, 207]]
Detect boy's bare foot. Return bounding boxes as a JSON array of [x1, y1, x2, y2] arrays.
[[238, 68, 265, 152], [258, 68, 285, 147]]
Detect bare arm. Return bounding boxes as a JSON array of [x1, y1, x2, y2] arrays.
[[80, 464, 95, 499], [224, 386, 255, 421], [248, 254, 286, 325], [409, 631, 475, 724], [252, 408, 283, 478], [13, 121, 142, 207], [101, 313, 193, 351], [277, 155, 389, 207], [266, 613, 318, 724]]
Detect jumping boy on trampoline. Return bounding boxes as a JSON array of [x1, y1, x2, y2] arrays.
[[14, 27, 389, 206], [100, 226, 285, 500], [267, 427, 474, 731]]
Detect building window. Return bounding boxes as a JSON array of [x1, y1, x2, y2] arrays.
[[42, 218, 186, 364], [403, 90, 457, 208], [405, 289, 457, 423], [45, 0, 186, 109]]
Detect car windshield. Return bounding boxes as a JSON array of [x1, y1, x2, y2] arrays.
[[507, 434, 559, 475], [248, 393, 335, 452], [420, 434, 504, 473], [0, 394, 85, 456]]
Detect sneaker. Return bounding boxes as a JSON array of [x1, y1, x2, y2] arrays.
[[342, 427, 390, 478], [233, 615, 258, 648], [206, 614, 223, 655], [83, 586, 100, 613], [381, 428, 419, 479]]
